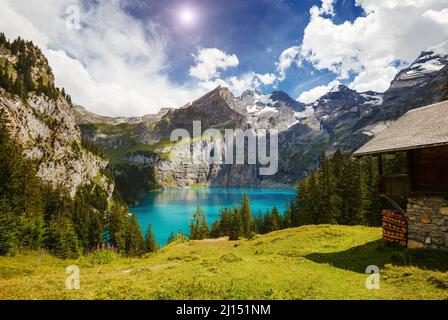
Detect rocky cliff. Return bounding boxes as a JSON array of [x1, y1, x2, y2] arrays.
[[0, 37, 111, 197]]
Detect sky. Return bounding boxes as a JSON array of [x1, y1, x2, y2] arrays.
[[0, 0, 448, 116]]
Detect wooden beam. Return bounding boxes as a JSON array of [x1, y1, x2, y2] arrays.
[[378, 154, 384, 194], [406, 151, 415, 194], [377, 154, 384, 176]]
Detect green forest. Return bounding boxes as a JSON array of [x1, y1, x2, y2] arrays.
[[0, 109, 150, 258]]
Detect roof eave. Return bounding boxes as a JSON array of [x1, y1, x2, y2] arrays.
[[353, 141, 448, 158]]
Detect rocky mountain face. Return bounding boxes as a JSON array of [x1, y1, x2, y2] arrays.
[[365, 40, 448, 124], [0, 39, 111, 198], [77, 40, 448, 189], [74, 105, 172, 125]]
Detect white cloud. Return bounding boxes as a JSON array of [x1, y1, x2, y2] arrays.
[[0, 0, 272, 116], [255, 73, 276, 86], [276, 46, 301, 81], [0, 0, 209, 117], [349, 66, 399, 93], [187, 47, 276, 96], [198, 72, 274, 97], [320, 0, 336, 16], [282, 0, 448, 96], [423, 8, 448, 24], [189, 48, 239, 81], [298, 80, 340, 104]]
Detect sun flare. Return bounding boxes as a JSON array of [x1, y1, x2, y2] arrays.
[[179, 8, 195, 24]]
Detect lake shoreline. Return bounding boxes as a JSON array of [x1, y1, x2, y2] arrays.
[[130, 187, 297, 245]]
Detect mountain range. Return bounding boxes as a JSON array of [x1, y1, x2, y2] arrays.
[[1, 35, 448, 204], [74, 40, 448, 190]]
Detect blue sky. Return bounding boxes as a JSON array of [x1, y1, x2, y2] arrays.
[[128, 0, 364, 98], [1, 0, 447, 116]]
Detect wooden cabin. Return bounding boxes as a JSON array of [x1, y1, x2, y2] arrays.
[[354, 100, 448, 250]]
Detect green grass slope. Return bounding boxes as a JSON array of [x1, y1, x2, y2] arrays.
[[1, 225, 448, 300]]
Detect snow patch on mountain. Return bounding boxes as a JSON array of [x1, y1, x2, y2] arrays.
[[295, 105, 315, 120], [403, 40, 448, 77]]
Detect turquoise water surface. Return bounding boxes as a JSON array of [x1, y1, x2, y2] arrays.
[[130, 188, 296, 245]]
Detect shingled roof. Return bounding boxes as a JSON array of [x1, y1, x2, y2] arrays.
[[354, 100, 448, 156]]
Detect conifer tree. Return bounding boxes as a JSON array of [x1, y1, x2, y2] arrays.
[[271, 206, 281, 231], [282, 202, 292, 229], [219, 208, 231, 236], [251, 214, 260, 234], [240, 193, 252, 238], [108, 205, 128, 252], [145, 224, 159, 253], [210, 221, 221, 238], [44, 217, 80, 259], [167, 231, 176, 244], [228, 207, 243, 240], [262, 209, 272, 234], [0, 211, 18, 256], [189, 206, 210, 240], [125, 214, 146, 256], [363, 156, 382, 226]]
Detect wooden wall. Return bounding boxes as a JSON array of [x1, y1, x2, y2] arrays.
[[408, 146, 448, 195]]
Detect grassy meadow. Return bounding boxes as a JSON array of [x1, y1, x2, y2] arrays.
[[1, 225, 448, 300]]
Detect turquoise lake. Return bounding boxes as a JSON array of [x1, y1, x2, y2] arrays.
[[130, 188, 296, 245]]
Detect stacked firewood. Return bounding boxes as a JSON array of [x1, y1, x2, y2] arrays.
[[382, 210, 407, 247]]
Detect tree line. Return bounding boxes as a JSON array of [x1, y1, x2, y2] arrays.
[[185, 150, 399, 243], [187, 193, 289, 241], [294, 150, 383, 227]]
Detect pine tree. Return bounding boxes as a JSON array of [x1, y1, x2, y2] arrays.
[[0, 211, 19, 256], [125, 214, 146, 257], [88, 212, 103, 247], [282, 202, 292, 229], [262, 209, 272, 234], [363, 156, 382, 226], [108, 205, 128, 252], [251, 214, 260, 234], [0, 110, 44, 254], [189, 206, 209, 240], [271, 206, 281, 231], [210, 221, 221, 238], [228, 207, 243, 240], [145, 224, 159, 253], [44, 217, 80, 259], [240, 193, 252, 238], [167, 231, 176, 244], [0, 32, 6, 45], [219, 208, 231, 236]]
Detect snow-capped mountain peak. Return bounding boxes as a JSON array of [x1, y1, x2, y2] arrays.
[[329, 84, 344, 93], [427, 40, 448, 58], [404, 40, 448, 76]]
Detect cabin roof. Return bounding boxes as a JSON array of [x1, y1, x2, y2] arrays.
[[354, 100, 448, 156]]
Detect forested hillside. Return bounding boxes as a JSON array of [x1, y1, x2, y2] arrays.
[[0, 34, 147, 258]]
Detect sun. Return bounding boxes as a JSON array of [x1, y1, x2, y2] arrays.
[[179, 8, 196, 24]]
